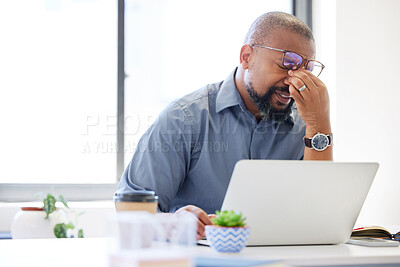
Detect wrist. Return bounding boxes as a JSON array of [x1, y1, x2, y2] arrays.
[[305, 123, 331, 138]]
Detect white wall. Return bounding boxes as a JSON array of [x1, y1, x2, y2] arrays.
[[313, 0, 337, 138], [334, 0, 400, 225]]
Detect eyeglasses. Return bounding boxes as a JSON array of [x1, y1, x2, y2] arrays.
[[251, 44, 325, 77]]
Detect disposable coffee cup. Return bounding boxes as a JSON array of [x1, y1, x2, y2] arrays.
[[114, 191, 158, 214]]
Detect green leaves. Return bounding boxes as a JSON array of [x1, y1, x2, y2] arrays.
[[54, 223, 67, 238], [78, 229, 84, 238], [43, 194, 56, 219], [58, 195, 69, 208], [43, 194, 69, 218], [211, 210, 247, 227], [42, 193, 84, 238], [53, 222, 83, 238]]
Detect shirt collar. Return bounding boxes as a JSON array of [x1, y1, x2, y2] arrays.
[[216, 68, 297, 125], [216, 68, 246, 113]]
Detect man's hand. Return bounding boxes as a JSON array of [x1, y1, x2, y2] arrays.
[[288, 69, 331, 134], [174, 205, 214, 240], [287, 69, 332, 160]]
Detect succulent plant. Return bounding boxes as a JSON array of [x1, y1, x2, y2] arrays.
[[211, 210, 247, 227]]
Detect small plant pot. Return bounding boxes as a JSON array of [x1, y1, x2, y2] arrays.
[[11, 207, 68, 239], [205, 225, 251, 253]]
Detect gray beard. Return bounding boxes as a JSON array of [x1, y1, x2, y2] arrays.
[[246, 84, 294, 122]]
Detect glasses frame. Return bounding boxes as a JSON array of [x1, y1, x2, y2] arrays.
[[251, 44, 325, 77]]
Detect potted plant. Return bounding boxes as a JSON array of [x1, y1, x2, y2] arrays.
[[205, 210, 250, 253], [11, 194, 84, 239], [43, 194, 84, 238]]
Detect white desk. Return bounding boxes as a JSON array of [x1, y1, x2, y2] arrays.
[[1, 238, 400, 267]]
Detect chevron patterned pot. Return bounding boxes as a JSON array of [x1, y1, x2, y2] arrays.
[[205, 225, 251, 253]]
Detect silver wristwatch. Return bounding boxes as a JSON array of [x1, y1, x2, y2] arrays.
[[304, 132, 333, 151]]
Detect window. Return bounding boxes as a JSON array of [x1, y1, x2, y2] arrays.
[[0, 0, 117, 185], [0, 0, 296, 201], [123, 0, 293, 167]]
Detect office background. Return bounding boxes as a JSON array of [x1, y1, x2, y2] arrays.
[[333, 0, 400, 225], [0, 0, 399, 233]]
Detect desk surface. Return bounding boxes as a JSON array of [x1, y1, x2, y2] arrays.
[[1, 238, 400, 267]]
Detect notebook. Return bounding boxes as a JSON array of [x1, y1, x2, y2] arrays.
[[219, 160, 379, 246]]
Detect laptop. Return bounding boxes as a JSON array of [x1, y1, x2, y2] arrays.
[[219, 160, 379, 246]]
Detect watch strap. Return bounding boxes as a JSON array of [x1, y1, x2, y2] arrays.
[[304, 137, 312, 148]]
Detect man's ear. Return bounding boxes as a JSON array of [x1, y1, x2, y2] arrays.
[[239, 44, 252, 70]]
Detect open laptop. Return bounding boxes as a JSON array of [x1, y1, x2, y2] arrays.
[[218, 160, 379, 246]]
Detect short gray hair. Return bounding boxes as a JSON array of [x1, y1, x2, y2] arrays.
[[244, 12, 314, 45]]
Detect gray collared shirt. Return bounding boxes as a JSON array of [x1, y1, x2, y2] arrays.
[[117, 68, 306, 214]]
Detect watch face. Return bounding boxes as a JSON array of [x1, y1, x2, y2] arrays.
[[312, 133, 329, 151]]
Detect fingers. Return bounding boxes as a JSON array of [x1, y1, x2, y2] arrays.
[[175, 205, 213, 239], [288, 69, 324, 96], [288, 70, 322, 105], [289, 69, 329, 104], [286, 68, 330, 130], [289, 69, 322, 88], [289, 83, 305, 104], [289, 73, 313, 93], [208, 214, 217, 219], [196, 219, 206, 239], [184, 205, 213, 225]]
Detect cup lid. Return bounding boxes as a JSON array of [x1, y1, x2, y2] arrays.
[[114, 191, 158, 202]]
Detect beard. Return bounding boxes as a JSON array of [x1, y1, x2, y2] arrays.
[[246, 83, 294, 122]]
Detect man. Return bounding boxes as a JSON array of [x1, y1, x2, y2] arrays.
[[117, 11, 332, 239]]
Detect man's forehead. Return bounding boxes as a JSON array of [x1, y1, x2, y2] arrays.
[[267, 29, 315, 59]]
